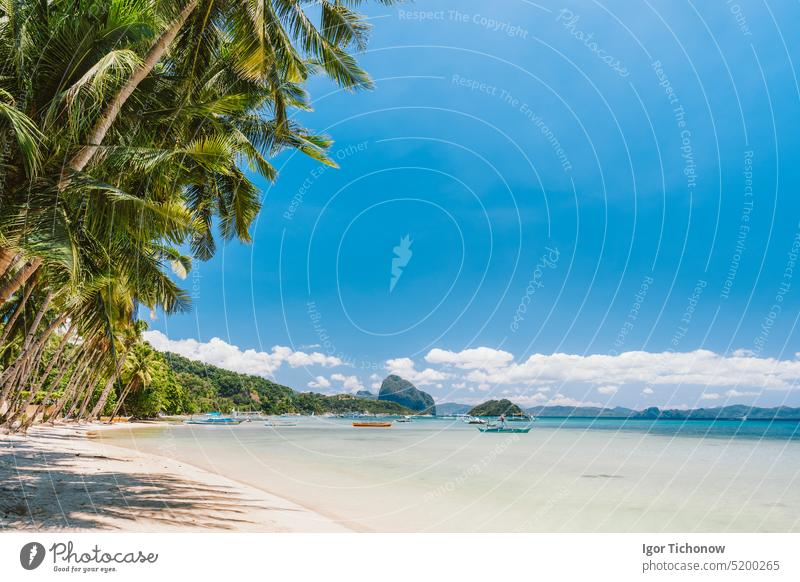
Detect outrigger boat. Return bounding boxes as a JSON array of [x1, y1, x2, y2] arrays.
[[478, 425, 531, 433], [184, 413, 242, 425], [352, 421, 392, 428], [395, 416, 412, 423]]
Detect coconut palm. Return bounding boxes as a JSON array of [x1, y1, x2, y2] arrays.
[[0, 0, 393, 428]]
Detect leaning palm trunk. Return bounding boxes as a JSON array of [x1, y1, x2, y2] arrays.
[[0, 301, 60, 401], [75, 370, 103, 420], [87, 348, 130, 421], [63, 351, 105, 420], [0, 257, 42, 306], [4, 324, 74, 430], [46, 349, 96, 423], [0, 279, 36, 347], [0, 250, 21, 279], [107, 378, 138, 422], [6, 311, 66, 393], [65, 0, 199, 179], [28, 323, 75, 393]]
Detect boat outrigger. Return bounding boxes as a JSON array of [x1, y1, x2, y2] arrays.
[[478, 425, 531, 433], [184, 413, 242, 425], [477, 414, 533, 433]]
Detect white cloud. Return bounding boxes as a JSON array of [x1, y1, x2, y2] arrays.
[[700, 392, 720, 400], [331, 373, 364, 391], [425, 347, 514, 370], [385, 357, 450, 385], [642, 387, 654, 395], [308, 376, 331, 389], [545, 394, 604, 407], [462, 349, 800, 389], [143, 331, 342, 378], [597, 385, 619, 395], [725, 389, 760, 398]]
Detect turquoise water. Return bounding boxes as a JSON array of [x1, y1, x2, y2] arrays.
[[524, 417, 800, 440], [100, 417, 800, 532]]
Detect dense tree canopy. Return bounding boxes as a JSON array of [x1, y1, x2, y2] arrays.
[[0, 0, 395, 431]]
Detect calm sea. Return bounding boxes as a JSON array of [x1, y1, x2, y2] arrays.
[[99, 417, 800, 532]]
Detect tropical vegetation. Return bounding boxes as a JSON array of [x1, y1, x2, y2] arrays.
[[468, 399, 525, 417], [0, 0, 394, 432]]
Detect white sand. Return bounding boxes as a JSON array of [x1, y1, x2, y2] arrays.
[[0, 423, 351, 532]]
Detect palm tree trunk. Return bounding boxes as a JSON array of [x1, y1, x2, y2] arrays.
[[62, 351, 103, 420], [0, 293, 56, 397], [0, 257, 42, 306], [75, 371, 102, 420], [64, 0, 200, 179], [29, 323, 74, 392], [21, 290, 53, 350], [0, 279, 36, 347], [88, 348, 130, 420], [46, 347, 94, 422], [107, 378, 138, 422], [0, 249, 21, 279], [5, 323, 74, 429]]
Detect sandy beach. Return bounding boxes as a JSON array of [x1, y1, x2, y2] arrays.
[[0, 423, 350, 532]]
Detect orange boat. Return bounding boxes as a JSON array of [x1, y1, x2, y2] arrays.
[[352, 421, 392, 428]]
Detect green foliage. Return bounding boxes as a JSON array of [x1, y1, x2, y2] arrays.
[[0, 0, 395, 430], [378, 374, 436, 414], [468, 399, 525, 417], [161, 351, 414, 415]]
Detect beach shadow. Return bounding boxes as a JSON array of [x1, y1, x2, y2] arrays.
[[0, 438, 274, 531]]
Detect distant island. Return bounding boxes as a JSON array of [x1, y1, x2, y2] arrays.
[[435, 402, 472, 416], [377, 375, 436, 415], [525, 404, 800, 420], [468, 399, 525, 417], [456, 400, 800, 421]]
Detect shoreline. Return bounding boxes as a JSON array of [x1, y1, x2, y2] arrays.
[[0, 423, 352, 532]]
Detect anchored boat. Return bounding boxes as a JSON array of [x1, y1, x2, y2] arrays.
[[185, 413, 242, 426], [353, 421, 393, 428], [478, 425, 531, 433]]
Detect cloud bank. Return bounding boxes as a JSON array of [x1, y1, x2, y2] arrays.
[[439, 348, 800, 390], [143, 330, 342, 378]]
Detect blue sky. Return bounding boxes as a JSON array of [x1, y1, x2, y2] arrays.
[[146, 0, 800, 409]]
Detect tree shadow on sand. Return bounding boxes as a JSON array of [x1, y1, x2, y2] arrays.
[[0, 438, 295, 531]]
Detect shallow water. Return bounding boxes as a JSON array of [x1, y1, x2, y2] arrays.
[[99, 417, 800, 532]]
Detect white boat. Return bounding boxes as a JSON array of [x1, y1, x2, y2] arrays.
[[185, 413, 242, 426]]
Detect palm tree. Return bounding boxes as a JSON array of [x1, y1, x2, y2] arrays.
[[65, 0, 394, 178], [107, 341, 158, 420], [0, 0, 393, 428]]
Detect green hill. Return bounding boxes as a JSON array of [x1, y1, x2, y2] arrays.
[[159, 352, 414, 416], [468, 399, 525, 417], [378, 375, 436, 414]]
